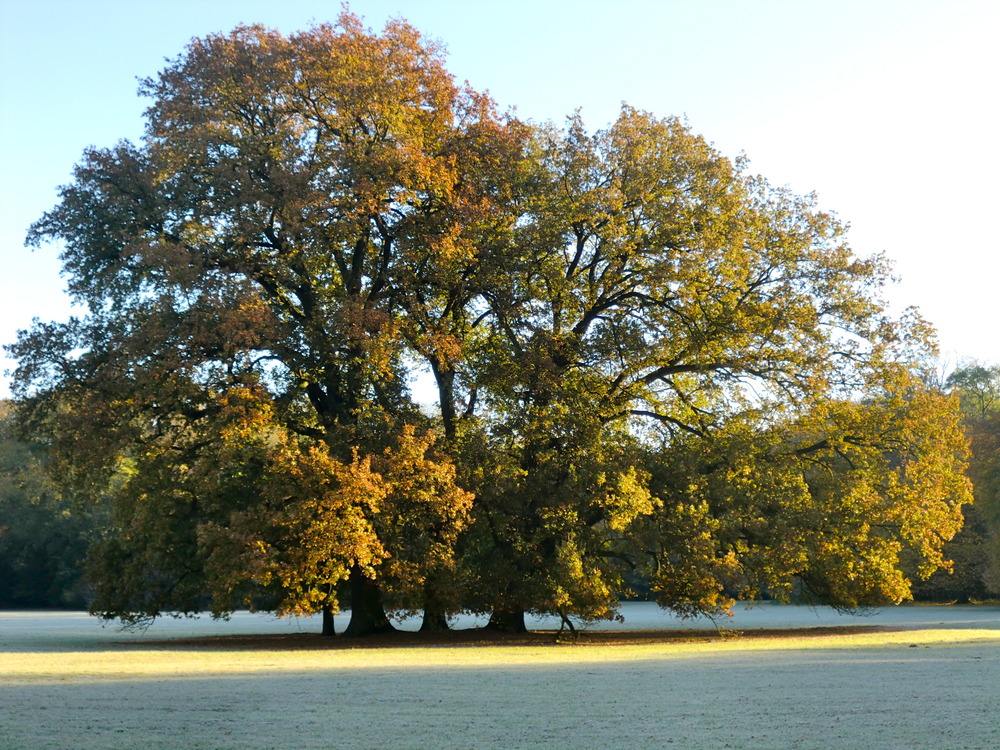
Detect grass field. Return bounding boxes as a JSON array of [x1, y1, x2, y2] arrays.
[[2, 604, 999, 749]]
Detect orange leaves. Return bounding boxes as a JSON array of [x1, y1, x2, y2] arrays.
[[189, 401, 473, 616], [375, 427, 473, 537]]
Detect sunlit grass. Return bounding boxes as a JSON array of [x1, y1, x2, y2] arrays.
[[4, 613, 999, 750], [5, 627, 999, 685]]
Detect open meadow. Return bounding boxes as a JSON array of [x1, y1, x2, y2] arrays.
[[2, 603, 999, 749]]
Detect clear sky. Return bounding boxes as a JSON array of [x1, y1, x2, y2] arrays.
[[1, 0, 997, 397]]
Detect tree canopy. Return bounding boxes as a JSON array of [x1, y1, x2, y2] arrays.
[[9, 10, 972, 634]]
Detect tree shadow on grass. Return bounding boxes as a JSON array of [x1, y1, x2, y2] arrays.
[[125, 624, 888, 651]]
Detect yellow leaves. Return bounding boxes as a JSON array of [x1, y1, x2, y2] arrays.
[[637, 369, 974, 613], [195, 418, 475, 615], [331, 300, 401, 379], [593, 466, 657, 532], [371, 426, 473, 571]]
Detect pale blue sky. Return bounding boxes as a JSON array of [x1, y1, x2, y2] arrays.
[[2, 0, 998, 396]]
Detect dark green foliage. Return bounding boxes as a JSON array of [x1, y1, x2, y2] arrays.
[[0, 402, 103, 608], [915, 362, 1000, 602]]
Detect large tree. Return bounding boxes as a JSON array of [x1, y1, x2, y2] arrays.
[[456, 109, 971, 630], [12, 12, 507, 635], [11, 13, 972, 635]]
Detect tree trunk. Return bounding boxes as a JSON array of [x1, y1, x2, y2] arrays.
[[418, 572, 452, 632], [431, 360, 458, 441], [343, 565, 395, 637], [486, 603, 527, 633], [419, 604, 450, 632], [321, 604, 336, 637]]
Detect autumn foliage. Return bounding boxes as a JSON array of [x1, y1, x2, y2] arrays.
[[9, 11, 972, 634]]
